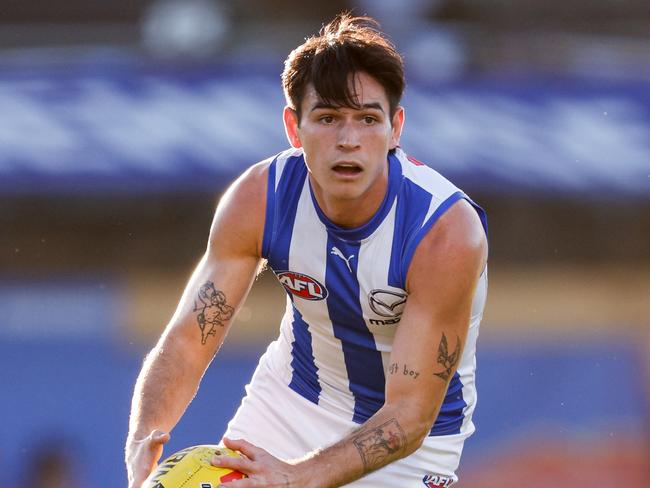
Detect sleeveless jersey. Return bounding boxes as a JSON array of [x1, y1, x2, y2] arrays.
[[259, 147, 488, 437]]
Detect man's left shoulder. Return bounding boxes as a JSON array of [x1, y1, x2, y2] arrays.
[[424, 199, 487, 257], [393, 148, 461, 200], [406, 199, 488, 292]]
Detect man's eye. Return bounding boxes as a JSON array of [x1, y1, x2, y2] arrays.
[[363, 116, 377, 124], [320, 116, 334, 124]]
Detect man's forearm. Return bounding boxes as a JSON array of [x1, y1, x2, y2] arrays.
[[294, 401, 431, 488], [127, 334, 206, 442]]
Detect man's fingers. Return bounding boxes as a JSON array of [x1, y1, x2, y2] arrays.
[[133, 475, 147, 488], [126, 430, 170, 488], [222, 437, 264, 460], [129, 471, 148, 488], [211, 454, 253, 473], [149, 429, 170, 445]]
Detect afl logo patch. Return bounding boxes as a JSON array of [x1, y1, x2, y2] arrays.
[[422, 474, 454, 487], [369, 289, 407, 318], [276, 271, 328, 301]]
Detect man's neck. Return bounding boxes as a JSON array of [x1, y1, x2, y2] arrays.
[[309, 175, 388, 229]]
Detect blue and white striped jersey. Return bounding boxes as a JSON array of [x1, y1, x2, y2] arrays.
[[259, 147, 488, 437]]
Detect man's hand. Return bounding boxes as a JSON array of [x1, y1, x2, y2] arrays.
[[213, 437, 303, 488], [126, 429, 170, 488]]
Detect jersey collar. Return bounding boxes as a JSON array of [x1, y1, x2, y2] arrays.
[[308, 151, 403, 243]]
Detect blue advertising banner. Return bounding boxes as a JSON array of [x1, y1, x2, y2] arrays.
[[0, 59, 648, 197]]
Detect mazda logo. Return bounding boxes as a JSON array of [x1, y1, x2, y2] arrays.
[[368, 289, 407, 318]]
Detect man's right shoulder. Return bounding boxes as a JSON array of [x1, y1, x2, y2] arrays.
[[237, 147, 304, 198], [209, 149, 300, 257], [239, 159, 270, 192], [240, 148, 302, 190]]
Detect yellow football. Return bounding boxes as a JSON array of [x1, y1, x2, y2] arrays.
[[145, 445, 246, 488]]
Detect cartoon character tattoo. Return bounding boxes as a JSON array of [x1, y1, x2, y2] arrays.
[[193, 281, 234, 344]]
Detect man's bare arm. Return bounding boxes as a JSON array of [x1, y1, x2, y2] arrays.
[[125, 162, 268, 488], [215, 199, 488, 487]]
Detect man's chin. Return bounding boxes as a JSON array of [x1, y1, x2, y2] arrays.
[[328, 187, 365, 202]]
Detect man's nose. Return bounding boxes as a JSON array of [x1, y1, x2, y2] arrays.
[[336, 121, 361, 150]]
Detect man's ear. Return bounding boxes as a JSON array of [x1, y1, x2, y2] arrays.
[[389, 106, 405, 150], [283, 106, 302, 148]]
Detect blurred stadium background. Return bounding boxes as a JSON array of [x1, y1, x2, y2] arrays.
[[1, 1, 649, 486]]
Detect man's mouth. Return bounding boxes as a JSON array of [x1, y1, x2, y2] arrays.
[[332, 163, 363, 176]]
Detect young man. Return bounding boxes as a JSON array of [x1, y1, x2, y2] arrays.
[[126, 13, 488, 488]]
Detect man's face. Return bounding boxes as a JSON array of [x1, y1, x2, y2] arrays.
[[284, 72, 404, 207]]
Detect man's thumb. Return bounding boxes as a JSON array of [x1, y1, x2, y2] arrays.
[[150, 429, 170, 445]]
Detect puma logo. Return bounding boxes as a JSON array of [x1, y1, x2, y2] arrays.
[[331, 246, 355, 273]]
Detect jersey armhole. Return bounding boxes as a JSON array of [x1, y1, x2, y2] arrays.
[[400, 191, 488, 287], [261, 159, 276, 259]]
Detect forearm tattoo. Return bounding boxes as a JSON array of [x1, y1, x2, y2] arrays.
[[352, 419, 406, 471], [192, 281, 234, 344], [433, 333, 462, 382], [388, 362, 420, 379]]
